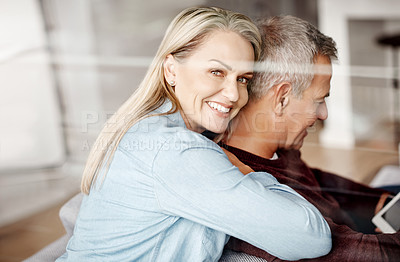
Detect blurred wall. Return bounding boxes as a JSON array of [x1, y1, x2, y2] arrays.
[[319, 0, 400, 149], [0, 0, 64, 171], [350, 19, 400, 145]]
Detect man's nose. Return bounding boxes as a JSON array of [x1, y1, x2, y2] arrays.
[[317, 102, 328, 120]]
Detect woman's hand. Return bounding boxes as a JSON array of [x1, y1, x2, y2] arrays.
[[222, 148, 254, 175]]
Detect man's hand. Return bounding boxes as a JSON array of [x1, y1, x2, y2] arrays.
[[222, 148, 254, 175], [374, 192, 394, 233]]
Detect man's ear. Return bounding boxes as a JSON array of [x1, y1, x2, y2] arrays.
[[273, 82, 292, 116], [164, 54, 176, 84]]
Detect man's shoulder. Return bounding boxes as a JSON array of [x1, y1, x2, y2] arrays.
[[277, 149, 305, 164]]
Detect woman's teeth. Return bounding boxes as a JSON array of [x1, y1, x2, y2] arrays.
[[207, 102, 230, 113]]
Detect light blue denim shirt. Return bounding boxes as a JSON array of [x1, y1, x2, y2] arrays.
[[57, 101, 331, 262]]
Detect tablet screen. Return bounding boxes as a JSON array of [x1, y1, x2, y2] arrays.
[[382, 197, 400, 231]]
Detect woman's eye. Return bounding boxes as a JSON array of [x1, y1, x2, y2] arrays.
[[211, 70, 223, 76]]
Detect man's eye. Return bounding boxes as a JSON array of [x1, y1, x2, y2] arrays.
[[237, 77, 249, 84]]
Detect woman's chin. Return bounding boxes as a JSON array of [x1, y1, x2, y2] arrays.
[[205, 125, 228, 135]]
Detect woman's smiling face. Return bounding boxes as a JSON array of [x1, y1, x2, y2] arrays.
[[164, 30, 255, 134]]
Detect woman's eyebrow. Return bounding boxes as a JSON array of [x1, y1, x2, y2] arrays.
[[209, 59, 232, 71]]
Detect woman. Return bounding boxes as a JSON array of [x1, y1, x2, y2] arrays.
[[57, 7, 331, 261]]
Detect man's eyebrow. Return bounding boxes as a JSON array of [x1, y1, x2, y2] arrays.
[[209, 59, 232, 71], [317, 92, 330, 100]]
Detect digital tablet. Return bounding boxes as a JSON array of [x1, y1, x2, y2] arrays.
[[372, 192, 400, 233]]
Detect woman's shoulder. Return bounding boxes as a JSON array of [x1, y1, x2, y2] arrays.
[[121, 109, 219, 154], [141, 113, 217, 146], [125, 111, 185, 138]]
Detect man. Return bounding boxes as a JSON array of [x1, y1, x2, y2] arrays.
[[222, 15, 400, 261]]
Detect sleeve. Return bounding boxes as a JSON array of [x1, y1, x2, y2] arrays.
[[226, 218, 400, 262], [312, 167, 389, 198], [151, 135, 331, 261], [312, 168, 393, 233]]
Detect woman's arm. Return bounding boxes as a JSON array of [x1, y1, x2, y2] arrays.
[[151, 134, 331, 261], [222, 148, 254, 175]]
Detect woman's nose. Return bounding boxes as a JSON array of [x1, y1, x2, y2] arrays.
[[221, 79, 239, 102]]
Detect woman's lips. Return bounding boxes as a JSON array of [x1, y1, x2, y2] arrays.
[[206, 101, 231, 118]]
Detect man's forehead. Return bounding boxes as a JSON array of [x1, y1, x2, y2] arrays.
[[306, 73, 331, 97], [313, 54, 332, 75], [314, 64, 332, 76], [314, 78, 331, 97]]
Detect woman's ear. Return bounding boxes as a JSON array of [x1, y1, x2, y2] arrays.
[[164, 54, 176, 86], [273, 82, 292, 116]]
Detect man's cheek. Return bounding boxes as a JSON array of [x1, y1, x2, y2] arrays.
[[288, 113, 306, 132]]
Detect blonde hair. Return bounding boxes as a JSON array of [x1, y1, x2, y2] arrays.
[[81, 6, 262, 194]]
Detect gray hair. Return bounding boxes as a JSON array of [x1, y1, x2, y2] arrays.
[[249, 15, 338, 100]]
